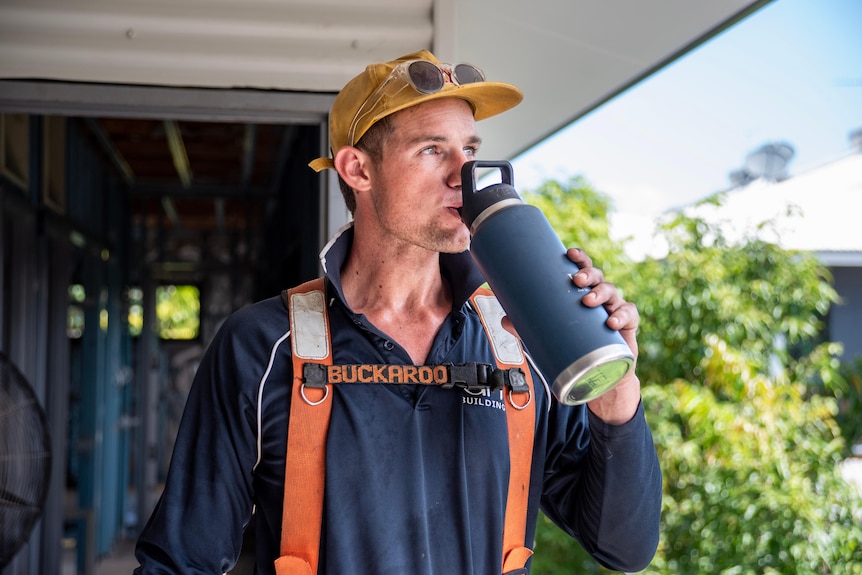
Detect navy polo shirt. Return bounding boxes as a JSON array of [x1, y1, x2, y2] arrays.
[[135, 225, 661, 574]]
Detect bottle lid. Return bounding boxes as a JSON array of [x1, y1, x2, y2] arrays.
[[460, 161, 522, 229]]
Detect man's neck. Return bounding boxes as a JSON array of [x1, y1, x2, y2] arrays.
[[340, 235, 453, 364], [342, 234, 448, 313]]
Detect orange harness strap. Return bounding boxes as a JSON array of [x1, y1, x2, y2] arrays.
[[275, 281, 536, 575], [470, 287, 537, 574], [275, 278, 332, 575]]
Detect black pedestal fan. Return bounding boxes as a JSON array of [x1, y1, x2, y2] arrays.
[[0, 351, 52, 569]]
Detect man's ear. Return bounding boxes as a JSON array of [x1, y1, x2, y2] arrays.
[[334, 146, 372, 193]]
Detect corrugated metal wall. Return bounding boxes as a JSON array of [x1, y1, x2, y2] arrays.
[[0, 0, 434, 92]]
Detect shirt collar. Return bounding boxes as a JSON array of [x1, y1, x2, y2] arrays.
[[319, 222, 487, 310]]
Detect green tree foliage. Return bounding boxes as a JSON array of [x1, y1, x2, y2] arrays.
[[837, 358, 862, 453], [521, 181, 862, 574], [628, 203, 839, 392], [156, 284, 200, 340]]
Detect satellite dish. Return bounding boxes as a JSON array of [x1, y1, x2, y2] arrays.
[[744, 142, 795, 181], [0, 351, 52, 569], [728, 168, 753, 188], [850, 127, 862, 152]]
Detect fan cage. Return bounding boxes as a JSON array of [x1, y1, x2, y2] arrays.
[[0, 352, 52, 568]]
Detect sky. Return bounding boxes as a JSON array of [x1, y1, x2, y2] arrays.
[[507, 0, 862, 253]]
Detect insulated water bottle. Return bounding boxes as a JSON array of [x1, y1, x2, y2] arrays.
[[460, 160, 634, 405]]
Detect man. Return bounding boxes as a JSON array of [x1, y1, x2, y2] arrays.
[[134, 50, 661, 575]]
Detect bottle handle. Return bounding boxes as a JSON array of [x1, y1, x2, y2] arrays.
[[461, 160, 514, 195]]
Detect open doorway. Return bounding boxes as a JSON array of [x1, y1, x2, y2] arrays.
[[0, 79, 340, 573]]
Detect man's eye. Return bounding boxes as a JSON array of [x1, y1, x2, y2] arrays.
[[464, 147, 477, 157], [421, 146, 438, 155]]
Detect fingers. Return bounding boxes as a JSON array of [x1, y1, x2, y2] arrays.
[[605, 300, 639, 334], [568, 246, 609, 301], [567, 247, 640, 336], [566, 247, 592, 270], [568, 248, 605, 288], [579, 281, 618, 307]]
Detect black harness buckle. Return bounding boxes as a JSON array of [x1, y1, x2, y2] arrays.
[[302, 363, 329, 388], [447, 362, 492, 392]]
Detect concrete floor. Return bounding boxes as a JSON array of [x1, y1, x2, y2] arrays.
[[62, 538, 139, 575], [96, 540, 140, 575]]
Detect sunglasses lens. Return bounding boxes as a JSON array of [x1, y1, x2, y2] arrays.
[[453, 64, 485, 85], [407, 61, 445, 93]]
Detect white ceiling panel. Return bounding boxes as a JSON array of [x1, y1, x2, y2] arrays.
[[0, 0, 435, 91], [0, 0, 770, 162], [455, 0, 771, 161]]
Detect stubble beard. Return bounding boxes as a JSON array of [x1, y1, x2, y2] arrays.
[[370, 175, 471, 254], [427, 224, 471, 254], [383, 213, 470, 255]]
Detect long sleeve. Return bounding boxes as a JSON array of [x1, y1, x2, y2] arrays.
[[540, 400, 662, 572], [134, 300, 286, 574]]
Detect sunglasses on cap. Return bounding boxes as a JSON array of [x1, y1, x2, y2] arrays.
[[346, 59, 486, 147]]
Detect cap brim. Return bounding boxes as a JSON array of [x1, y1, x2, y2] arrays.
[[382, 81, 524, 124], [309, 157, 335, 172], [309, 81, 524, 172]]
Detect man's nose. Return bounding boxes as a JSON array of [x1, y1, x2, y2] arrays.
[[448, 152, 471, 188]]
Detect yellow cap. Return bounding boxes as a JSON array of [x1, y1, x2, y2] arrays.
[[309, 50, 524, 172]]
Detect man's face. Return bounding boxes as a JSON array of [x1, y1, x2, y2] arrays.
[[363, 98, 481, 254]]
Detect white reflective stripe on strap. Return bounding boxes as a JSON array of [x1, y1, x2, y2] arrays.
[[289, 290, 329, 360], [470, 289, 536, 574], [471, 294, 524, 366], [280, 279, 331, 574]]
